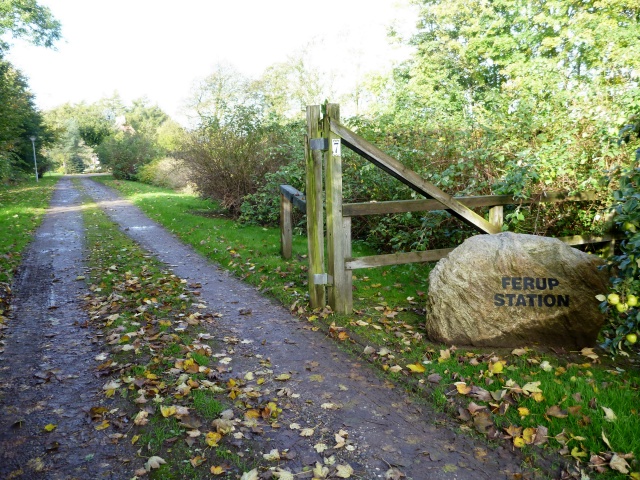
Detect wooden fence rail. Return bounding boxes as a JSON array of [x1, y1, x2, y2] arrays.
[[279, 102, 615, 314]]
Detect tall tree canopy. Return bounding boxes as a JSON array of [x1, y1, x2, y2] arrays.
[[0, 0, 61, 53]]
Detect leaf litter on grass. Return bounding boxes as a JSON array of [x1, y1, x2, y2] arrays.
[[82, 202, 364, 479]]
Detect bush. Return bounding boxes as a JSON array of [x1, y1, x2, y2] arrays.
[[179, 117, 304, 216], [138, 157, 190, 190], [96, 131, 156, 180], [599, 152, 640, 355]]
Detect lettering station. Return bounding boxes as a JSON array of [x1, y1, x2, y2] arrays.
[[494, 277, 570, 307]]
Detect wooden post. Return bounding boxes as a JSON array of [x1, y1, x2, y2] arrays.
[[306, 108, 326, 309], [324, 103, 350, 314], [280, 192, 292, 259], [343, 216, 353, 312], [489, 206, 504, 230]]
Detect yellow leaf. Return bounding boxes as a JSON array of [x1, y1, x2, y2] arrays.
[[455, 382, 471, 395], [131, 435, 140, 445], [205, 431, 222, 447], [44, 423, 57, 432], [522, 427, 536, 444], [161, 405, 176, 418], [244, 409, 261, 419], [95, 420, 110, 431], [518, 407, 530, 417], [438, 349, 451, 363], [407, 363, 426, 373], [513, 437, 525, 448], [490, 361, 504, 374], [274, 373, 291, 381], [532, 392, 544, 403], [210, 465, 225, 475], [190, 456, 205, 467], [571, 446, 587, 459]]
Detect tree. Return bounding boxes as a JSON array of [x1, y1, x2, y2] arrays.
[[0, 0, 61, 53], [0, 59, 52, 179]]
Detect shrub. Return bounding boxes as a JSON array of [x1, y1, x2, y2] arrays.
[[138, 157, 190, 190], [96, 131, 156, 180], [179, 117, 304, 217], [599, 151, 640, 355]]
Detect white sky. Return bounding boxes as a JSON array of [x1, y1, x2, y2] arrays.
[[6, 0, 417, 123]]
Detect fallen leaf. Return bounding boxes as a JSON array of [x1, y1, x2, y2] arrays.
[[385, 467, 405, 479], [145, 456, 166, 471], [94, 420, 110, 431], [522, 381, 542, 394], [336, 463, 354, 478], [473, 412, 494, 433], [427, 373, 442, 383], [601, 430, 613, 450], [210, 465, 226, 475], [522, 427, 536, 444], [313, 462, 329, 478], [539, 360, 553, 372], [190, 456, 205, 467], [263, 449, 280, 461], [300, 428, 314, 437], [533, 425, 548, 446], [205, 431, 222, 447], [43, 423, 57, 432], [511, 348, 528, 356], [407, 363, 426, 373], [438, 349, 451, 362], [546, 405, 568, 418], [161, 405, 176, 417], [602, 406, 617, 422], [273, 469, 295, 480], [571, 446, 587, 459], [580, 347, 599, 361], [275, 373, 291, 381], [455, 382, 471, 395], [240, 469, 259, 480]]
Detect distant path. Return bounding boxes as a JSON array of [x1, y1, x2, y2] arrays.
[[0, 177, 132, 479], [80, 178, 529, 479]]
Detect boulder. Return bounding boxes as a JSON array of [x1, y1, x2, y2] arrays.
[[425, 232, 608, 348]]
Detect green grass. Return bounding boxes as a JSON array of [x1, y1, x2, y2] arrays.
[[191, 389, 224, 420], [95, 176, 640, 477], [0, 176, 59, 282]]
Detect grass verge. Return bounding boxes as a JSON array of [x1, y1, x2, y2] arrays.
[[0, 176, 59, 283], [95, 176, 640, 479]]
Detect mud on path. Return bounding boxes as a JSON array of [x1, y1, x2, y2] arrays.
[[1, 176, 531, 479]]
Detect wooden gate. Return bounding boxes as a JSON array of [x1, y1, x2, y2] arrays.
[[284, 103, 614, 314]]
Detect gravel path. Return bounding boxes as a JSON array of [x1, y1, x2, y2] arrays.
[[0, 177, 133, 479]]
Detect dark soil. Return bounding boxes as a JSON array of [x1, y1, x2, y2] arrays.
[[1, 176, 539, 479]]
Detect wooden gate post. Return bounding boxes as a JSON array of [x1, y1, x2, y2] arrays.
[[280, 191, 293, 259], [324, 103, 352, 314], [306, 106, 326, 309], [489, 205, 504, 229]]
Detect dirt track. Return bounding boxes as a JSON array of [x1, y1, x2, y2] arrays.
[[0, 177, 531, 479]]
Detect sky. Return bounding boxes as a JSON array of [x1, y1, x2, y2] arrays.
[[6, 0, 417, 124]]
